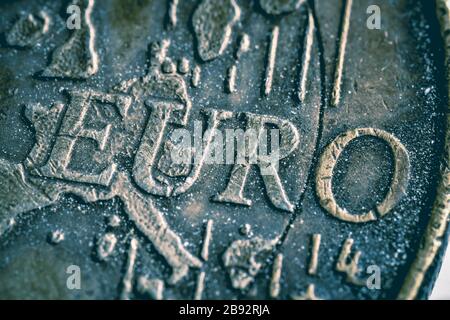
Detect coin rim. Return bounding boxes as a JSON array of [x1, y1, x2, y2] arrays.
[[398, 0, 450, 299]]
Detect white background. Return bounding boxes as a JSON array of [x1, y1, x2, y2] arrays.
[[430, 245, 450, 299]]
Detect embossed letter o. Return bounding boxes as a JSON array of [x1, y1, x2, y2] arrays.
[[315, 128, 410, 223]]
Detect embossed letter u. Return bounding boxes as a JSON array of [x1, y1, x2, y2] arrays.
[[132, 101, 232, 197]]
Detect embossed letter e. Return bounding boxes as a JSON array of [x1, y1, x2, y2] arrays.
[[37, 90, 131, 186]]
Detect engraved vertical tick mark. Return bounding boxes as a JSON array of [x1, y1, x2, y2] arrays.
[[178, 57, 190, 74], [167, 0, 179, 29], [201, 219, 213, 261], [298, 11, 315, 103], [235, 33, 250, 60], [331, 0, 352, 107], [308, 233, 321, 275], [269, 253, 283, 298], [226, 64, 237, 93], [120, 237, 139, 300], [194, 271, 206, 300], [191, 64, 201, 87], [225, 33, 250, 94], [264, 25, 280, 97], [195, 220, 214, 300]]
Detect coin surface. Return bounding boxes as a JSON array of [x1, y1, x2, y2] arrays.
[[0, 0, 448, 300]]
